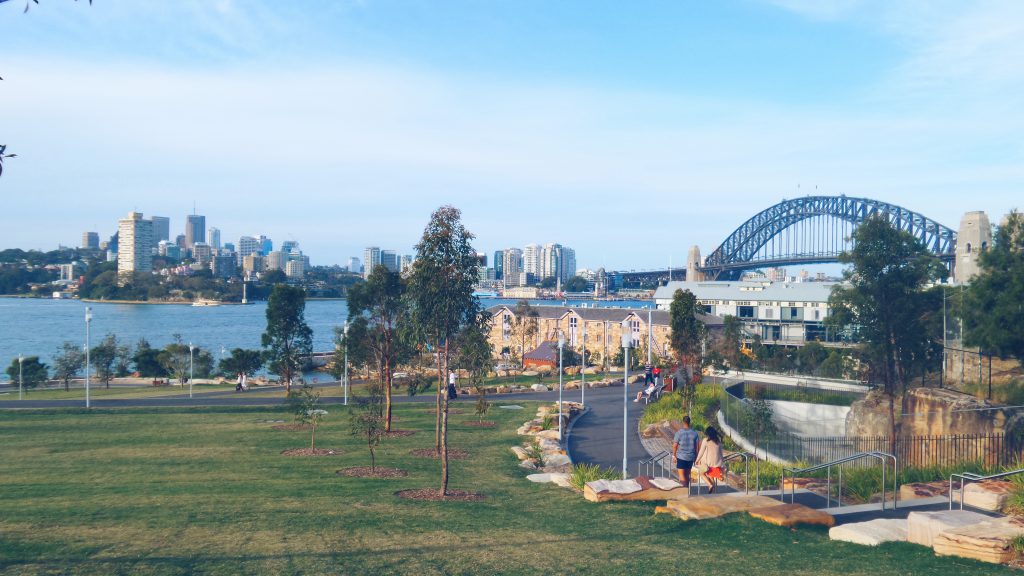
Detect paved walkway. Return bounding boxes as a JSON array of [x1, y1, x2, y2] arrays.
[[567, 381, 649, 476]]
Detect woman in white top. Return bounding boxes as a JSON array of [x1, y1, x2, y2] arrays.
[[695, 426, 725, 493]]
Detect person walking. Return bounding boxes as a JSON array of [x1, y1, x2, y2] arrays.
[[695, 426, 725, 493], [447, 370, 458, 400], [671, 416, 700, 488], [643, 363, 653, 386]]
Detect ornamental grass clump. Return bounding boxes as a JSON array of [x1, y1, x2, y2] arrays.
[[569, 463, 621, 491]]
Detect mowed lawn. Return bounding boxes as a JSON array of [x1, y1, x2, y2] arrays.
[[0, 405, 1013, 576]]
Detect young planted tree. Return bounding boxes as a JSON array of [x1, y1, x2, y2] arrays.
[[5, 356, 48, 389], [965, 211, 1024, 369], [158, 337, 192, 386], [346, 264, 410, 431], [509, 300, 539, 371], [670, 289, 707, 414], [262, 284, 313, 394], [52, 341, 85, 391], [90, 334, 119, 389], [350, 384, 386, 472], [717, 315, 746, 371], [286, 384, 326, 449], [744, 385, 777, 463], [454, 313, 494, 423], [828, 215, 946, 449], [407, 205, 481, 495], [132, 339, 166, 378]]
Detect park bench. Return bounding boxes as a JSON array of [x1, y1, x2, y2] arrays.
[[151, 379, 170, 387], [643, 382, 666, 404]]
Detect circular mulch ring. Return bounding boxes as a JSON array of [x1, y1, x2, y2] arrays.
[[425, 408, 465, 415], [385, 429, 416, 438], [336, 466, 408, 478], [462, 421, 496, 428], [280, 448, 345, 456], [409, 447, 469, 459], [271, 423, 309, 431], [395, 488, 485, 502]]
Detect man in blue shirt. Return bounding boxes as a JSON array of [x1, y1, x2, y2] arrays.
[[671, 416, 700, 487]]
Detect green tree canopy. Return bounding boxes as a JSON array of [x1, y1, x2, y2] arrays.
[[219, 348, 264, 379], [6, 356, 48, 389], [262, 284, 313, 393], [132, 338, 166, 378], [90, 334, 119, 389], [52, 341, 85, 391], [669, 289, 707, 384], [965, 211, 1024, 367]]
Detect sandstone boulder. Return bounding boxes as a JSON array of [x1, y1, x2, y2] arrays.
[[933, 517, 1024, 564], [657, 494, 784, 520], [518, 459, 538, 470], [535, 429, 561, 441], [906, 510, 990, 547], [584, 476, 689, 502], [829, 519, 908, 546], [522, 370, 539, 377], [531, 384, 549, 392], [588, 380, 610, 389], [527, 472, 571, 485], [953, 480, 1015, 512], [510, 446, 531, 460], [748, 503, 835, 528], [899, 481, 949, 501]]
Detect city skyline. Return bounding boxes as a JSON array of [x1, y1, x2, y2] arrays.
[[1, 1, 1022, 269]]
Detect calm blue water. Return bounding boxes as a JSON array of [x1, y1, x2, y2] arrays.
[[0, 296, 651, 381]]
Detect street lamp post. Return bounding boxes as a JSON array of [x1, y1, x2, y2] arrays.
[[18, 354, 23, 400], [188, 342, 194, 399], [558, 332, 565, 442], [343, 320, 349, 406], [581, 322, 586, 407], [85, 307, 92, 409], [621, 319, 631, 479]]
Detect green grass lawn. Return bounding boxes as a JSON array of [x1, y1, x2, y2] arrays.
[[0, 383, 238, 401], [0, 405, 1014, 575]]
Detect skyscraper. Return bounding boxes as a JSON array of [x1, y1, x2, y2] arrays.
[[560, 246, 576, 282], [523, 244, 542, 279], [185, 214, 205, 249], [117, 211, 153, 280], [381, 250, 399, 273], [150, 216, 170, 243], [493, 250, 504, 280], [347, 257, 361, 274], [208, 227, 221, 250], [238, 236, 260, 262], [503, 248, 523, 288], [82, 232, 99, 250], [541, 243, 561, 280], [363, 247, 381, 278]]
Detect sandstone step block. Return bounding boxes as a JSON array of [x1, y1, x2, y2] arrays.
[[899, 481, 949, 501], [584, 476, 688, 503], [829, 519, 908, 546], [657, 494, 785, 521], [906, 510, 991, 547], [933, 517, 1024, 564], [747, 503, 836, 528], [952, 480, 1015, 512]]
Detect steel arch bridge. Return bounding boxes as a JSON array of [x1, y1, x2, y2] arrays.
[[700, 196, 957, 281]]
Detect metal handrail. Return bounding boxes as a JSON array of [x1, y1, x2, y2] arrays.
[[723, 451, 754, 494], [949, 467, 1024, 510], [781, 451, 898, 510], [637, 451, 671, 479]]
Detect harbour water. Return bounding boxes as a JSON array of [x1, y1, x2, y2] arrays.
[[0, 296, 652, 381]]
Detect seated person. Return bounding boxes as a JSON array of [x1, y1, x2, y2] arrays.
[[634, 382, 658, 402]]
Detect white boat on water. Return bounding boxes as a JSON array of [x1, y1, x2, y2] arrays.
[[192, 299, 221, 307]]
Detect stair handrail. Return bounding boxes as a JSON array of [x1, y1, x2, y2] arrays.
[[723, 451, 755, 494], [949, 467, 1024, 510], [780, 451, 898, 510], [637, 450, 671, 479]]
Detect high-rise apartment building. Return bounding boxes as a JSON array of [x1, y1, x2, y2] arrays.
[[541, 243, 561, 280], [211, 255, 236, 279], [175, 234, 187, 249], [117, 211, 153, 280], [259, 236, 273, 255], [381, 250, 399, 273], [347, 257, 361, 274], [493, 250, 504, 280], [285, 259, 306, 278], [503, 248, 523, 288], [363, 247, 381, 278], [82, 232, 99, 250], [523, 244, 542, 278], [399, 254, 414, 274], [150, 216, 170, 243], [208, 227, 221, 250], [238, 236, 260, 262], [560, 246, 576, 282], [266, 250, 288, 271], [185, 214, 206, 249], [242, 254, 265, 274], [192, 242, 213, 265]]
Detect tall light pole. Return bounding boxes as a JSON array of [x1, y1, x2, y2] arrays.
[[18, 354, 23, 400], [558, 332, 565, 442], [647, 308, 653, 365], [343, 320, 349, 406], [581, 321, 586, 407], [85, 306, 92, 409], [621, 319, 631, 479], [188, 342, 194, 399]]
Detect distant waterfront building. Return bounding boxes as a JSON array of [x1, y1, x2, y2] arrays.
[[285, 259, 305, 278], [347, 257, 361, 274], [238, 236, 260, 262], [502, 248, 523, 288], [175, 234, 187, 249], [266, 250, 288, 271], [82, 232, 99, 250], [192, 242, 213, 265], [955, 211, 992, 284], [399, 254, 414, 274], [259, 236, 273, 255], [108, 231, 119, 254], [150, 216, 170, 243], [493, 250, 504, 280], [540, 243, 560, 280], [363, 247, 381, 278], [58, 263, 76, 282], [117, 211, 153, 280], [281, 240, 299, 255], [211, 254, 236, 279], [381, 250, 399, 273], [208, 227, 221, 250], [242, 254, 265, 274], [158, 240, 181, 260], [222, 242, 235, 254], [523, 244, 542, 279], [185, 214, 206, 249], [560, 246, 576, 282]]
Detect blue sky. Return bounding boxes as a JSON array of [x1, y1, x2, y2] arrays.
[[1, 0, 1022, 270]]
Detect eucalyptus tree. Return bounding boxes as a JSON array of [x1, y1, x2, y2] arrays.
[[262, 284, 313, 394]]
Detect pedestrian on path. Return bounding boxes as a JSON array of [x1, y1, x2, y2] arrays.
[[695, 426, 725, 493], [671, 416, 700, 488], [643, 363, 653, 386]]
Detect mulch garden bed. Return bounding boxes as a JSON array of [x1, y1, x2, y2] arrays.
[[384, 429, 416, 438], [280, 448, 345, 456], [271, 423, 309, 431], [462, 421, 496, 428], [394, 488, 485, 502], [409, 447, 469, 459], [336, 466, 408, 478]]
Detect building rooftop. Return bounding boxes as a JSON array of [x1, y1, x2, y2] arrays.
[[652, 280, 840, 303], [486, 304, 723, 327]]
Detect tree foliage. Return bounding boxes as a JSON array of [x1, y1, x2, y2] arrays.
[[262, 284, 313, 393], [90, 334, 119, 389], [508, 300, 539, 370], [6, 356, 47, 389], [669, 289, 707, 387], [350, 383, 386, 472], [219, 348, 264, 379], [965, 211, 1024, 367], [52, 341, 85, 391], [132, 339, 166, 378]]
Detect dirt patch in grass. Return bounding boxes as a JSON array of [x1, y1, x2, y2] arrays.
[[395, 488, 485, 501], [336, 466, 408, 478], [384, 429, 416, 438], [424, 408, 464, 415], [280, 448, 345, 456], [410, 447, 469, 459], [271, 423, 309, 431], [462, 421, 495, 428]]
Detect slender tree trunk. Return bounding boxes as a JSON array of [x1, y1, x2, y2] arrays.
[[64, 379, 69, 392], [370, 443, 376, 473], [435, 346, 443, 452], [311, 423, 316, 450], [384, 355, 393, 432], [440, 339, 450, 496]]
